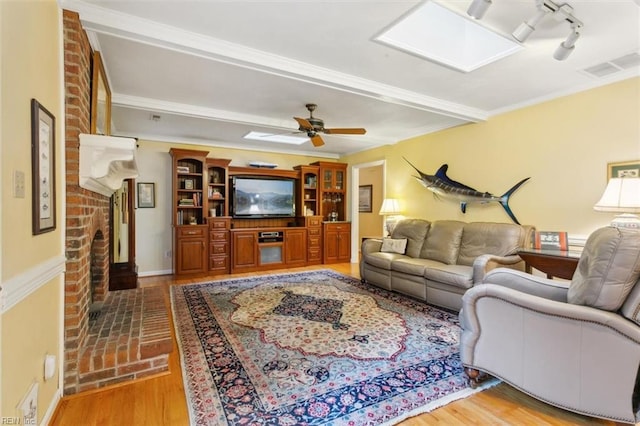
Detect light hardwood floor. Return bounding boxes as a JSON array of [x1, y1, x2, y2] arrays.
[[50, 264, 617, 425]]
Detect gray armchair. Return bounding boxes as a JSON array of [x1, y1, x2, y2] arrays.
[[459, 226, 640, 424]]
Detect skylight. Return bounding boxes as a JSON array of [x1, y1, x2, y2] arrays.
[[244, 131, 308, 145], [375, 1, 523, 73]]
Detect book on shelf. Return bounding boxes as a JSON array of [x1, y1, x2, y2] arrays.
[[534, 231, 569, 251]]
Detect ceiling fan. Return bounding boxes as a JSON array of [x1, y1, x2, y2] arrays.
[[294, 103, 366, 147]]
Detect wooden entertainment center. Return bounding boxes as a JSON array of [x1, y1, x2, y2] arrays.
[[169, 148, 351, 275]]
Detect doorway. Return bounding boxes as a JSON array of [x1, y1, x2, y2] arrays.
[[350, 160, 386, 263]]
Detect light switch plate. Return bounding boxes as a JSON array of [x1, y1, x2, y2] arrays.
[[13, 170, 25, 198]]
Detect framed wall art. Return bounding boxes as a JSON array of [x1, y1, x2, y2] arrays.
[[137, 182, 156, 208], [607, 160, 640, 180], [31, 99, 56, 235], [90, 51, 111, 135], [359, 184, 372, 213]]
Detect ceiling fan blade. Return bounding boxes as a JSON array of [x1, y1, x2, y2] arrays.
[[310, 134, 324, 147], [294, 117, 313, 130], [324, 127, 367, 135]]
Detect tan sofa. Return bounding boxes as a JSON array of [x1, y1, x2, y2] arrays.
[[360, 218, 535, 311], [460, 226, 640, 423]]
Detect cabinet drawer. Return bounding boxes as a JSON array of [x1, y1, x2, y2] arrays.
[[308, 227, 321, 236], [308, 217, 321, 227], [211, 231, 229, 241], [325, 224, 349, 231], [209, 219, 229, 230], [308, 236, 321, 247], [210, 255, 228, 270], [178, 226, 207, 238], [308, 248, 321, 261], [211, 242, 228, 254]]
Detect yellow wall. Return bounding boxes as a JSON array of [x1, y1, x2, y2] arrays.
[[343, 78, 640, 237], [358, 165, 384, 241], [1, 0, 64, 420]]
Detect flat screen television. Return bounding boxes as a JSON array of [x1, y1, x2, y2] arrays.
[[231, 176, 295, 218]]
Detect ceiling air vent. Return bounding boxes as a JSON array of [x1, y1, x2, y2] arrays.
[[582, 52, 640, 78]]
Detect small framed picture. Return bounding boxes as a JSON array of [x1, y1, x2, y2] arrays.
[[184, 179, 194, 190], [608, 160, 640, 180], [31, 99, 56, 235], [137, 182, 155, 208], [359, 185, 372, 213]]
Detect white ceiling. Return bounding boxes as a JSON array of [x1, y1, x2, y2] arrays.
[[61, 0, 640, 159]]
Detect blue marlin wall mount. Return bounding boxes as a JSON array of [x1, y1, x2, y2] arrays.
[[406, 159, 530, 225]]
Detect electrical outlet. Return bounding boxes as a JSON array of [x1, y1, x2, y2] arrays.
[[13, 170, 25, 198], [165, 250, 172, 259]]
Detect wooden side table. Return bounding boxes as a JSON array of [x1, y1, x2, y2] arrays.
[[517, 249, 581, 280]]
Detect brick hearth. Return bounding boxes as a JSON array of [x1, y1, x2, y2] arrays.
[[78, 287, 171, 391]]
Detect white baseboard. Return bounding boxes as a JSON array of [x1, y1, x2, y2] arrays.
[[40, 388, 62, 426], [138, 269, 173, 277]]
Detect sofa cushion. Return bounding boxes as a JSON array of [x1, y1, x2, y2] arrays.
[[457, 222, 526, 266], [391, 219, 431, 258], [423, 264, 474, 290], [381, 238, 408, 254], [568, 227, 640, 311], [391, 257, 444, 276], [420, 220, 465, 265], [362, 251, 406, 270]]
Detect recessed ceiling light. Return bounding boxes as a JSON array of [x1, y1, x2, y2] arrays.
[[244, 131, 308, 145], [375, 1, 523, 73]]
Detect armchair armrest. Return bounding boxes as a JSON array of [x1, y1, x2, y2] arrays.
[[472, 254, 525, 284], [482, 268, 569, 302], [361, 238, 383, 255]]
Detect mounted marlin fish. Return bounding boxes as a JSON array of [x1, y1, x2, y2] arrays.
[[405, 159, 530, 225]]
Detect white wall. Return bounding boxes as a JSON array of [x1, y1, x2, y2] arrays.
[[135, 141, 173, 276]]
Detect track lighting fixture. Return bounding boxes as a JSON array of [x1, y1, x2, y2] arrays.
[[468, 0, 583, 61], [553, 23, 581, 60], [512, 8, 548, 42], [467, 0, 492, 19]]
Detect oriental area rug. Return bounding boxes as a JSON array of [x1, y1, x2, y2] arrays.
[[170, 270, 494, 425]]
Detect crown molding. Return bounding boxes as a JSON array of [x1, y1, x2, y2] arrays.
[[60, 0, 488, 123]]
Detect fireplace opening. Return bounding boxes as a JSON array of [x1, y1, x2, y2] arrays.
[[89, 231, 107, 322]]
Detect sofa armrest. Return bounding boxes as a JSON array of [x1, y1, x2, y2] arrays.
[[482, 268, 569, 302], [472, 254, 525, 284], [361, 238, 383, 255]]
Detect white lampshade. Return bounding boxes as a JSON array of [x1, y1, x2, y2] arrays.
[[594, 178, 640, 212], [594, 177, 640, 228], [379, 198, 401, 215]]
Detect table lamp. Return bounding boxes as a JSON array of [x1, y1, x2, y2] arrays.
[[379, 198, 401, 236], [593, 177, 640, 228]]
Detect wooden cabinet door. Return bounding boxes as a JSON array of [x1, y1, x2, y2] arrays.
[[285, 229, 307, 265], [323, 222, 351, 264], [232, 231, 258, 270], [324, 227, 339, 263], [177, 237, 207, 274], [337, 228, 351, 261]]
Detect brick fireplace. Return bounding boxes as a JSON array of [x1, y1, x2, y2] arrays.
[[63, 10, 171, 395]]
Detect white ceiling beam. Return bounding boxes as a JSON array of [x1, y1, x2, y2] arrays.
[[60, 0, 488, 123]]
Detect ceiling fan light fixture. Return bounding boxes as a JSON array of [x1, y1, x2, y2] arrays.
[[467, 0, 492, 19]]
